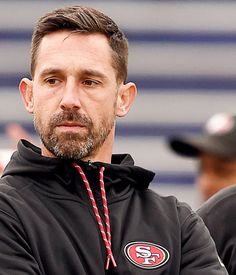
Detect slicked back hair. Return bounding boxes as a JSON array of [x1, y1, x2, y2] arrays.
[[31, 6, 129, 83]]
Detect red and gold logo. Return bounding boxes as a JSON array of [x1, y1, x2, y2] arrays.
[[124, 241, 169, 269]]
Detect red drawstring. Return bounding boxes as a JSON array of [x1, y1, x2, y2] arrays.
[[72, 163, 117, 270]]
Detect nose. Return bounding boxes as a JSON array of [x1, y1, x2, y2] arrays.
[[60, 79, 81, 110]]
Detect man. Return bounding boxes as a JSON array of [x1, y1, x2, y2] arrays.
[[197, 184, 236, 275], [169, 112, 236, 201], [0, 5, 227, 274]]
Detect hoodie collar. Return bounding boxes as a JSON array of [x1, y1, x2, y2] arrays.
[[2, 139, 155, 190]]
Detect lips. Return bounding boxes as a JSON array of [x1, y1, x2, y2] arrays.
[[55, 121, 86, 132], [57, 121, 85, 127]]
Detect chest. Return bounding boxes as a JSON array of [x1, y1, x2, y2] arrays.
[[19, 195, 181, 274]]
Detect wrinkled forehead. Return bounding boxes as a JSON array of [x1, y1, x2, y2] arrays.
[[38, 31, 112, 59], [34, 31, 115, 76]]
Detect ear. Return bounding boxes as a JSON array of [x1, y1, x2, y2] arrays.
[[116, 82, 137, 117], [19, 78, 34, 114]]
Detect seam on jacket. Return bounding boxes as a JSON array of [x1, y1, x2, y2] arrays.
[[0, 208, 19, 221], [180, 210, 214, 257], [1, 180, 34, 195], [180, 210, 195, 228]]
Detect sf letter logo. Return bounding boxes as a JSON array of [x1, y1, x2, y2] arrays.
[[124, 241, 169, 269], [136, 246, 160, 265]]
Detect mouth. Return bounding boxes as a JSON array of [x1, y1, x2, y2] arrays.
[[56, 122, 86, 132]]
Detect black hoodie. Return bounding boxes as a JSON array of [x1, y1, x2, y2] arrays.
[[198, 184, 236, 275], [0, 140, 228, 274]]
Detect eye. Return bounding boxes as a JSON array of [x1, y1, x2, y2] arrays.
[[45, 78, 60, 85], [82, 79, 100, 86]]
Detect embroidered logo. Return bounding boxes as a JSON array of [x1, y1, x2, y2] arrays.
[[124, 241, 170, 269]]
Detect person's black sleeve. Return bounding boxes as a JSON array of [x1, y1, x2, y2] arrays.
[[179, 202, 228, 275], [197, 186, 236, 275], [0, 208, 42, 275]]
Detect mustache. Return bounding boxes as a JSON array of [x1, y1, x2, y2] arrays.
[[49, 111, 92, 127]]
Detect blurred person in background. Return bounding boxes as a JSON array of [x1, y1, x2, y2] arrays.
[[5, 123, 33, 146], [168, 112, 236, 202], [197, 183, 236, 275], [169, 112, 236, 274], [0, 157, 5, 175], [0, 123, 33, 175]]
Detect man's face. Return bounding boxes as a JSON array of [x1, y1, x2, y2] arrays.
[[23, 31, 125, 161], [197, 152, 236, 201]]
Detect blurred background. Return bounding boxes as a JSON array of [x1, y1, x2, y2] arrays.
[[1, 0, 236, 209]]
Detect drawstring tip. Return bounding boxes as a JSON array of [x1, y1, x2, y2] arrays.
[[106, 255, 117, 270], [105, 258, 110, 270]]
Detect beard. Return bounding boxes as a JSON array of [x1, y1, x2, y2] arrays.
[[33, 110, 115, 160]]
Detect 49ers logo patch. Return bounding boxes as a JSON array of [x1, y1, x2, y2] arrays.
[[124, 241, 169, 269]]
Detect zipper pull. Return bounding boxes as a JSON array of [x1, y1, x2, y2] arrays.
[[87, 160, 97, 169]]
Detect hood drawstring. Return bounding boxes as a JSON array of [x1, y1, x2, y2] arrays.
[[72, 163, 117, 270]]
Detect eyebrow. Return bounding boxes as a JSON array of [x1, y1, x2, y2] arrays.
[[80, 69, 108, 80], [39, 67, 108, 81], [39, 68, 61, 77]]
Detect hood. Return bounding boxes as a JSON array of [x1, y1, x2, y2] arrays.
[[2, 140, 155, 190], [2, 140, 156, 270]]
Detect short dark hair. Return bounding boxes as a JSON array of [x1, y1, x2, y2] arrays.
[[31, 5, 129, 83]]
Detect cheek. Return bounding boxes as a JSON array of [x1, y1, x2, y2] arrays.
[[90, 97, 117, 118], [33, 87, 59, 111], [197, 175, 215, 193], [198, 175, 230, 200], [33, 98, 54, 125], [227, 173, 236, 182]]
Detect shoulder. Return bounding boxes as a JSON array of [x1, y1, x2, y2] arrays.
[[197, 184, 236, 250], [141, 189, 196, 225], [197, 184, 236, 274], [143, 191, 226, 273], [0, 174, 32, 195], [198, 184, 236, 221], [0, 175, 34, 218]]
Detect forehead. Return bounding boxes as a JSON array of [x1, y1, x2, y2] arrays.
[[34, 31, 114, 76]]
